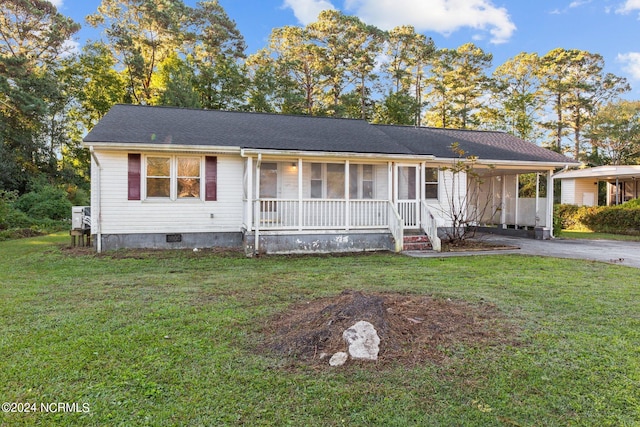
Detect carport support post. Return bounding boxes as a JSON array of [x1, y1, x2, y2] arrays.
[[535, 173, 540, 227], [514, 174, 519, 229], [500, 174, 507, 228], [547, 169, 554, 236]]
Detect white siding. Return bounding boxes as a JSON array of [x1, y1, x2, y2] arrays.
[[426, 169, 465, 227], [560, 179, 576, 205], [94, 151, 244, 234], [575, 178, 598, 206]]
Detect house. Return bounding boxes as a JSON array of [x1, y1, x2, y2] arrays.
[[83, 104, 577, 255], [553, 165, 640, 207]]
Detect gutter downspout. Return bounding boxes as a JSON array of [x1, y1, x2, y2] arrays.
[[89, 146, 102, 253]]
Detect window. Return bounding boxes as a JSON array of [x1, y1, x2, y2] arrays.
[[326, 164, 345, 199], [310, 163, 345, 199], [177, 157, 201, 198], [425, 167, 439, 199], [130, 155, 215, 201], [350, 164, 375, 199], [311, 163, 322, 198], [147, 157, 171, 198]]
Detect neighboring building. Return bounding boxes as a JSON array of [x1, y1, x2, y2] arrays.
[[553, 165, 640, 207], [83, 105, 577, 254]]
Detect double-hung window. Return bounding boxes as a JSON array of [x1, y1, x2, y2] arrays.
[[310, 163, 345, 199], [425, 167, 439, 199], [144, 155, 202, 200], [349, 164, 375, 199]]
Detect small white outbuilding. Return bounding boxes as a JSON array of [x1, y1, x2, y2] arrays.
[[553, 165, 640, 206]]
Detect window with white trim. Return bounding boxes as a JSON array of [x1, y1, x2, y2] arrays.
[[310, 163, 345, 199], [425, 167, 439, 199], [145, 155, 202, 200], [349, 164, 375, 199]]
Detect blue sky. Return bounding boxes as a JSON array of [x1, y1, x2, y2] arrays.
[[54, 0, 640, 97]]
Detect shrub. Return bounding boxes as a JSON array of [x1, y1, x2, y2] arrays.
[[0, 190, 32, 229], [554, 204, 581, 230], [15, 184, 72, 221], [581, 205, 640, 235], [623, 198, 640, 208], [555, 203, 640, 235]]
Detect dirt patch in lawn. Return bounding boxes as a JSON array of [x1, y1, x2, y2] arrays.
[[261, 290, 518, 368]]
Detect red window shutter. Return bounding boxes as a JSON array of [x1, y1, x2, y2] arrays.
[[205, 156, 217, 201], [128, 153, 141, 200]]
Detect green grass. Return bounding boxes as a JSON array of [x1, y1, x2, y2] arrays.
[[559, 229, 640, 241], [1, 233, 639, 426]]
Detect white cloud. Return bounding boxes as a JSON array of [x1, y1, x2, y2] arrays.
[[616, 0, 640, 14], [343, 0, 516, 44], [569, 0, 591, 8], [618, 52, 640, 80], [49, 0, 64, 7], [282, 0, 336, 25]]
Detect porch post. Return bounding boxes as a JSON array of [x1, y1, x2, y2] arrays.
[[254, 154, 262, 254], [419, 162, 425, 227], [388, 162, 394, 202], [547, 169, 554, 234], [535, 173, 540, 227], [345, 160, 350, 230], [298, 158, 303, 231], [514, 174, 519, 229], [245, 156, 253, 231], [500, 174, 507, 228]]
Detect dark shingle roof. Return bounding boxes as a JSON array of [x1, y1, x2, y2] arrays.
[[374, 125, 574, 163], [84, 104, 411, 155], [84, 104, 576, 164]]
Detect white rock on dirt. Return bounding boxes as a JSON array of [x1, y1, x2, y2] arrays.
[[343, 320, 380, 361], [329, 352, 348, 366]]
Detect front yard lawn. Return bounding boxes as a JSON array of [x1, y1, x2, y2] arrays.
[[1, 233, 638, 426]]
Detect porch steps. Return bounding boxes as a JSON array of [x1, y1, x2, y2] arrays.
[[402, 233, 433, 251]]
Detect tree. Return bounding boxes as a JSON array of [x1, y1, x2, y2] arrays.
[[382, 26, 435, 125], [87, 0, 189, 104], [0, 0, 80, 64], [185, 0, 247, 110], [150, 52, 200, 107], [307, 10, 382, 118], [425, 43, 492, 129], [265, 25, 325, 115], [587, 100, 640, 165], [245, 48, 305, 114], [538, 48, 629, 158], [437, 143, 496, 243], [372, 91, 418, 125], [483, 52, 543, 141], [0, 0, 80, 192]]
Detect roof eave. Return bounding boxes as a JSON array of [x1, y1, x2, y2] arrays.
[[83, 141, 242, 155]]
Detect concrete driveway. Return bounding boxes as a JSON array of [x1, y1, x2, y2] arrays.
[[407, 235, 640, 269]]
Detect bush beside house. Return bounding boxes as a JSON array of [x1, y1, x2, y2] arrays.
[[0, 182, 87, 241], [554, 201, 640, 235]]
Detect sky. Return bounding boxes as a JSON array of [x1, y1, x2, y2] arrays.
[[53, 0, 640, 97]]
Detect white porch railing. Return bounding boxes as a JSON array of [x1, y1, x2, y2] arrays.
[[420, 201, 441, 252], [253, 199, 404, 253], [396, 200, 419, 228], [256, 199, 390, 230]]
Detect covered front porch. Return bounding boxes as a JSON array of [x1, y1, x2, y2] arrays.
[[240, 152, 555, 255]]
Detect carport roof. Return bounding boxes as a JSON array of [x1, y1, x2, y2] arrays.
[[553, 165, 640, 180]]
